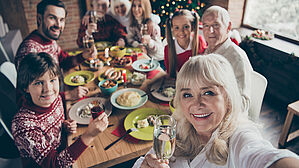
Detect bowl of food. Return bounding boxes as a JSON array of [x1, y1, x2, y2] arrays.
[[110, 46, 126, 58], [98, 79, 118, 95], [131, 72, 146, 85]]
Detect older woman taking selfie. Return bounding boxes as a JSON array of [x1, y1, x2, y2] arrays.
[[133, 54, 299, 168]]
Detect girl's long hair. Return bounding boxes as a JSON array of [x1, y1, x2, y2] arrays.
[[129, 0, 151, 27]]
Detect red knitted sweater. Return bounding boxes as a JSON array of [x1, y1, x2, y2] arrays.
[[11, 94, 88, 168]]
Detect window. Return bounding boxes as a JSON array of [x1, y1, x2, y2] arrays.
[[243, 0, 299, 42]]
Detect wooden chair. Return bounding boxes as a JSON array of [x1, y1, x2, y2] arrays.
[[248, 71, 268, 122], [279, 100, 299, 148]]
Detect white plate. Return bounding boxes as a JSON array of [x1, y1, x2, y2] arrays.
[[110, 88, 148, 110], [131, 59, 159, 72], [151, 79, 176, 102], [69, 97, 112, 125]]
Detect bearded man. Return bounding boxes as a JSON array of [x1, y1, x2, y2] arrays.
[[15, 0, 96, 101]]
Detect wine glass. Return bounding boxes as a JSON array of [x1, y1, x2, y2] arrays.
[[89, 10, 98, 33], [83, 35, 98, 68], [153, 115, 176, 162]]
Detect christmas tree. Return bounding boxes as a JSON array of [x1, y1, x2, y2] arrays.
[[150, 0, 207, 38]]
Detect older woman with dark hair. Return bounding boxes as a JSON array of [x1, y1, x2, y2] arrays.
[[133, 54, 299, 168]]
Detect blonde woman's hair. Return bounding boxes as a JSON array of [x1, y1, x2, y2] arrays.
[[173, 54, 242, 165], [129, 0, 151, 26], [202, 6, 230, 28], [166, 9, 199, 78], [110, 0, 131, 16]]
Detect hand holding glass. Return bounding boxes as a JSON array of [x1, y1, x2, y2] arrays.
[[153, 115, 176, 161]]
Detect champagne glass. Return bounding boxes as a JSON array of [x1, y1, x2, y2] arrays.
[[153, 115, 176, 162]]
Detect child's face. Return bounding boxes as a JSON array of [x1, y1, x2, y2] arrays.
[[132, 0, 143, 19], [26, 71, 59, 108], [172, 15, 192, 48]]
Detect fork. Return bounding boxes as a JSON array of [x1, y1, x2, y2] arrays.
[[149, 57, 154, 68], [104, 128, 137, 150]]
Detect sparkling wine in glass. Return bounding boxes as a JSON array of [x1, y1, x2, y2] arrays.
[[153, 115, 176, 161]]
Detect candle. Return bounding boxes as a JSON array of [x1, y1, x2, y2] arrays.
[[105, 48, 109, 58], [122, 70, 127, 83]]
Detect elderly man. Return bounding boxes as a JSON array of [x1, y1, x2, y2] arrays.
[[77, 0, 127, 48], [202, 6, 253, 113], [15, 0, 96, 101]]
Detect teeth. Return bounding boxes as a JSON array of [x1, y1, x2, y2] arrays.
[[193, 113, 210, 118]]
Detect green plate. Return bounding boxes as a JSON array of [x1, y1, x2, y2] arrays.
[[125, 47, 142, 55], [95, 41, 112, 51], [68, 50, 83, 56], [124, 108, 169, 140], [64, 71, 95, 86], [98, 67, 132, 84]]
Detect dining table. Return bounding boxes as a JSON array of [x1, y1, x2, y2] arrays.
[[64, 47, 172, 168]]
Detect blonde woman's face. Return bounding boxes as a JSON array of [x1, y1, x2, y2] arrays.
[[179, 82, 227, 137], [132, 0, 143, 19], [114, 3, 127, 16], [172, 15, 192, 49]]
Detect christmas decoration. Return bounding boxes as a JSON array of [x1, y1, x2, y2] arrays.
[[151, 0, 207, 38]]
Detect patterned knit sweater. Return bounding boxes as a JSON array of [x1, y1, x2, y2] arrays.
[[15, 30, 85, 70], [11, 94, 88, 168]]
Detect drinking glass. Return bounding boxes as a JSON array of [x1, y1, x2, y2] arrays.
[[89, 10, 98, 33], [153, 115, 176, 161], [83, 35, 98, 68]]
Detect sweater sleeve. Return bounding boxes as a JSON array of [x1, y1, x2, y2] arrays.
[[12, 112, 88, 168], [76, 23, 88, 48], [41, 137, 88, 168], [127, 26, 141, 47], [58, 49, 85, 70]]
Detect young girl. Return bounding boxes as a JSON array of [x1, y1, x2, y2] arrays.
[[126, 0, 164, 69], [12, 52, 109, 167], [165, 9, 207, 77]]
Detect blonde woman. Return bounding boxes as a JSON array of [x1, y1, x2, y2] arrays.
[[126, 0, 164, 68], [133, 54, 299, 168]]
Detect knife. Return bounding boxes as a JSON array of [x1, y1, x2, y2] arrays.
[[104, 128, 137, 150], [157, 77, 165, 93]]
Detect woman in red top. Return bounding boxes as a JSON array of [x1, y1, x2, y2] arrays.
[[164, 9, 207, 77]]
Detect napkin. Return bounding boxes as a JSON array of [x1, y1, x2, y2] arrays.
[[147, 69, 160, 79], [112, 121, 139, 143], [159, 102, 170, 106]]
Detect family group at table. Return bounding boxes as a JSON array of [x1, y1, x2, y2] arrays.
[[10, 0, 299, 167]]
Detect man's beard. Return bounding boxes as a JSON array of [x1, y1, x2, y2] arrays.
[[42, 22, 62, 40]]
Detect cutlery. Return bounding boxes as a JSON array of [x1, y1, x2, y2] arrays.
[[157, 77, 165, 93], [141, 89, 155, 97], [149, 57, 154, 68], [104, 128, 137, 150]]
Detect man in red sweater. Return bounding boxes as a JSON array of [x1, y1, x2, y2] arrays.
[[15, 0, 96, 100]]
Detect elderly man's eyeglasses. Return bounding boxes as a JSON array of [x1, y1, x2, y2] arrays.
[[203, 23, 220, 30]]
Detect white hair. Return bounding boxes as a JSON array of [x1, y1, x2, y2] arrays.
[[202, 5, 230, 28], [110, 0, 131, 16]]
